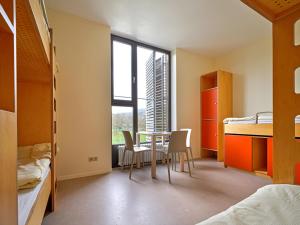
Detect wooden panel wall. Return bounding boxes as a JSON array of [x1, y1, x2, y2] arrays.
[[0, 28, 14, 112], [17, 81, 52, 146], [273, 9, 300, 183], [0, 1, 17, 224], [0, 111, 17, 225]]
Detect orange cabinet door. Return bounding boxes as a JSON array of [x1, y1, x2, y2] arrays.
[[201, 88, 217, 120], [201, 120, 217, 150], [267, 138, 273, 177], [225, 135, 252, 172]]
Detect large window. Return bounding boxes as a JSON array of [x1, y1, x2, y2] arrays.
[[111, 35, 171, 145]]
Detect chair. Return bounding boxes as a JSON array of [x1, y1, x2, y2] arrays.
[[161, 129, 194, 170], [122, 131, 151, 179], [180, 128, 195, 168], [161, 130, 191, 183]]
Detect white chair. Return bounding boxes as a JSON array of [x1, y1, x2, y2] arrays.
[[160, 130, 191, 183], [161, 128, 194, 170], [122, 131, 151, 179], [180, 128, 195, 168]]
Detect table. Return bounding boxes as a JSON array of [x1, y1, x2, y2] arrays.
[[136, 131, 185, 178]]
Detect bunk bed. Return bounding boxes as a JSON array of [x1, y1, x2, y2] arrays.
[[224, 112, 300, 137], [16, 0, 58, 223], [0, 0, 57, 224]]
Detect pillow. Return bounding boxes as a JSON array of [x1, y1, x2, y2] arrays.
[[18, 146, 33, 160], [31, 143, 52, 159], [33, 143, 51, 152]]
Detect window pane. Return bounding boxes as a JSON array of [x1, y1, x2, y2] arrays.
[[112, 106, 133, 145], [155, 52, 169, 132], [137, 47, 169, 132], [113, 41, 132, 101], [137, 47, 154, 133]]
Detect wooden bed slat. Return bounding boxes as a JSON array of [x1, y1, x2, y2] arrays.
[[241, 0, 300, 21], [16, 0, 51, 83]]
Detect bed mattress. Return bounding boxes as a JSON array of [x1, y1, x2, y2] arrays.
[[224, 114, 300, 124], [18, 166, 50, 225], [196, 184, 300, 225]]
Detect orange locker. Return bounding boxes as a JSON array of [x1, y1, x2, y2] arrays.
[[201, 121, 217, 150], [201, 88, 217, 119], [295, 163, 300, 185], [225, 135, 253, 172], [267, 138, 273, 177]]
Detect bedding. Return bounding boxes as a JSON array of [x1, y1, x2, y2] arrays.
[[224, 113, 300, 124], [18, 167, 50, 225], [17, 143, 51, 190], [223, 116, 256, 124], [196, 184, 300, 225]]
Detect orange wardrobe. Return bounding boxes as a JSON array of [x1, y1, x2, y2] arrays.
[[200, 71, 232, 161]]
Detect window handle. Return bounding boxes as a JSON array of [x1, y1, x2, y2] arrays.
[[133, 76, 136, 84]]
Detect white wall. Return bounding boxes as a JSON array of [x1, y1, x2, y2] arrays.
[[214, 36, 273, 117], [48, 9, 112, 180], [175, 49, 214, 158]]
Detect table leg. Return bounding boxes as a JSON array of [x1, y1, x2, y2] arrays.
[[136, 133, 140, 146], [180, 152, 184, 172], [151, 136, 157, 178], [136, 133, 141, 168]]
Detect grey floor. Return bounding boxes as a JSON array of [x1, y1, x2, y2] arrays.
[[43, 159, 271, 225]]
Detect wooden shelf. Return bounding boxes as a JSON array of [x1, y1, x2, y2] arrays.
[[200, 70, 232, 161]]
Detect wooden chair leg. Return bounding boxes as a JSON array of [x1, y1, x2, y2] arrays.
[[122, 149, 126, 170], [189, 148, 195, 168], [129, 152, 135, 179], [186, 151, 192, 177], [167, 153, 171, 184], [174, 153, 177, 171], [171, 153, 174, 170]]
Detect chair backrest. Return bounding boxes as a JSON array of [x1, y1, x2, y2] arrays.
[[122, 131, 134, 151], [168, 130, 188, 153], [180, 128, 192, 148]]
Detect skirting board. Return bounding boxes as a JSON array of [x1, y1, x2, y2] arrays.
[[57, 168, 112, 181]]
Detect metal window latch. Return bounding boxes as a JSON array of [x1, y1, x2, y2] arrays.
[[133, 76, 136, 84]]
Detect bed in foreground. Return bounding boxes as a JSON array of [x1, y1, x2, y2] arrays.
[[197, 184, 300, 225]]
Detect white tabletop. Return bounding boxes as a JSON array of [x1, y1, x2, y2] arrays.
[[137, 131, 171, 136]]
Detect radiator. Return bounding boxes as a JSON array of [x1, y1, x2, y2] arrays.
[[118, 143, 164, 167]]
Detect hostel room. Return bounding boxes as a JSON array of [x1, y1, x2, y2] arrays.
[[1, 0, 300, 224]]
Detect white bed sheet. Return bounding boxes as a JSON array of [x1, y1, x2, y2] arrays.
[[18, 166, 50, 225], [196, 184, 300, 225]]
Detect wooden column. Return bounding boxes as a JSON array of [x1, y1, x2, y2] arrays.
[[273, 10, 300, 183]]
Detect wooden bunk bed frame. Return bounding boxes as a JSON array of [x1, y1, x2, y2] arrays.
[[0, 0, 58, 224], [239, 0, 300, 184], [17, 0, 58, 224], [225, 124, 300, 138]]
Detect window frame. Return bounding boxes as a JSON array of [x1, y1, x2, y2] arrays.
[[111, 35, 171, 145]]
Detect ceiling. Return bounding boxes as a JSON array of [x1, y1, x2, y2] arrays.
[[46, 0, 272, 57]]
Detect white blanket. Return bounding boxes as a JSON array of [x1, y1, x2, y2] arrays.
[[223, 116, 256, 124], [17, 143, 51, 190], [197, 184, 300, 225]]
